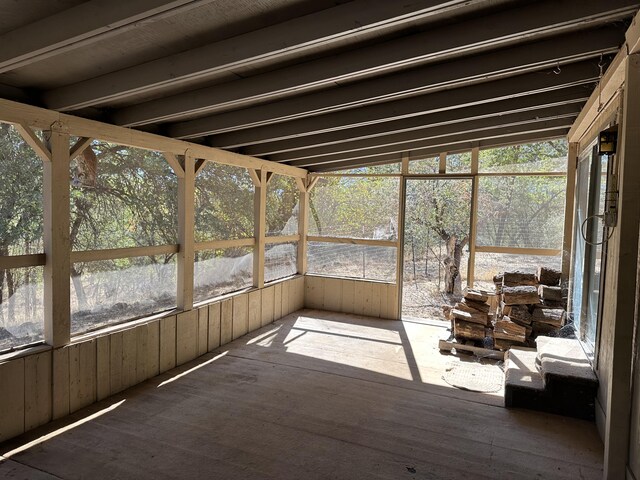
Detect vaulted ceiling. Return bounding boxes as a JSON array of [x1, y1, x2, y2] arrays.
[[1, 0, 638, 171]]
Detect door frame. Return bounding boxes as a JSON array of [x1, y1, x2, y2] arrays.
[[398, 174, 476, 319]]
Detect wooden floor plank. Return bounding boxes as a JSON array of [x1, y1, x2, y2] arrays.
[[0, 310, 603, 480]]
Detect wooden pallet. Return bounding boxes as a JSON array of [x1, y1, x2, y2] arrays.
[[438, 338, 505, 361]]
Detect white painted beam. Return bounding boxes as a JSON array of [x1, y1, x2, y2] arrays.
[[115, 27, 621, 128], [568, 50, 628, 143], [43, 129, 71, 347], [42, 0, 481, 111], [177, 155, 195, 310], [0, 98, 307, 178], [253, 170, 267, 289], [14, 123, 51, 161], [0, 0, 207, 73]]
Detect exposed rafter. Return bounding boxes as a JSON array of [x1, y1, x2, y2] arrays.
[[287, 117, 576, 168], [111, 0, 636, 128], [42, 0, 484, 111], [142, 28, 619, 134], [311, 130, 570, 172], [270, 104, 581, 163], [242, 87, 589, 157], [202, 61, 600, 147], [0, 0, 210, 74]]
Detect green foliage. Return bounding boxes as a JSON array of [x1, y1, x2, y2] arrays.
[[479, 140, 568, 172], [309, 176, 399, 238], [0, 124, 43, 256], [332, 163, 401, 174], [406, 178, 472, 245], [266, 174, 299, 236], [70, 141, 178, 252], [477, 176, 566, 248], [195, 163, 254, 242]]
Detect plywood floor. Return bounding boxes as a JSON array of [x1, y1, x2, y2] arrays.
[[0, 310, 603, 479]]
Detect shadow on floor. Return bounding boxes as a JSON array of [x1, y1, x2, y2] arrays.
[[0, 309, 603, 480]]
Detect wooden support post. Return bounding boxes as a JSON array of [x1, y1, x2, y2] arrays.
[[254, 169, 267, 288], [297, 177, 309, 275], [43, 128, 71, 347], [438, 152, 447, 174], [177, 155, 195, 311], [396, 153, 409, 320], [468, 147, 479, 288], [401, 154, 409, 175], [561, 142, 578, 281], [603, 53, 640, 480]]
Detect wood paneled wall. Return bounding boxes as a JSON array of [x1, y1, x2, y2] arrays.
[[0, 276, 304, 443], [304, 275, 398, 320]]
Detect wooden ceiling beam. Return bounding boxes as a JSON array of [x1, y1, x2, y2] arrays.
[[271, 104, 581, 163], [0, 0, 208, 74], [117, 0, 636, 130], [294, 118, 575, 168], [42, 0, 481, 111], [243, 86, 590, 157], [125, 27, 621, 130], [203, 61, 600, 147], [310, 130, 570, 172]]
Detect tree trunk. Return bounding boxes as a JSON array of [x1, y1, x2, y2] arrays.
[[443, 235, 465, 295], [71, 265, 88, 310]]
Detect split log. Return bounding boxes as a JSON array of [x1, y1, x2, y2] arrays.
[[502, 271, 538, 287], [442, 305, 453, 321], [538, 285, 563, 302], [507, 305, 533, 325], [464, 289, 488, 303], [458, 299, 490, 314], [502, 286, 540, 305], [494, 338, 526, 351], [541, 299, 567, 309], [531, 307, 565, 327], [501, 303, 512, 316], [532, 321, 557, 336], [453, 319, 486, 341], [494, 318, 527, 343], [452, 308, 488, 325], [537, 266, 561, 286]]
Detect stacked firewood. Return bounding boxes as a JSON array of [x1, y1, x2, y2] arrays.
[[492, 267, 566, 350], [447, 290, 492, 343], [442, 266, 567, 354]]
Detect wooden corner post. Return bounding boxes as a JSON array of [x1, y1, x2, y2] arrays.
[[43, 128, 71, 347], [561, 142, 578, 281], [296, 177, 310, 275], [395, 153, 409, 320], [468, 146, 479, 288], [177, 155, 195, 311], [603, 52, 640, 480], [253, 169, 267, 288]]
